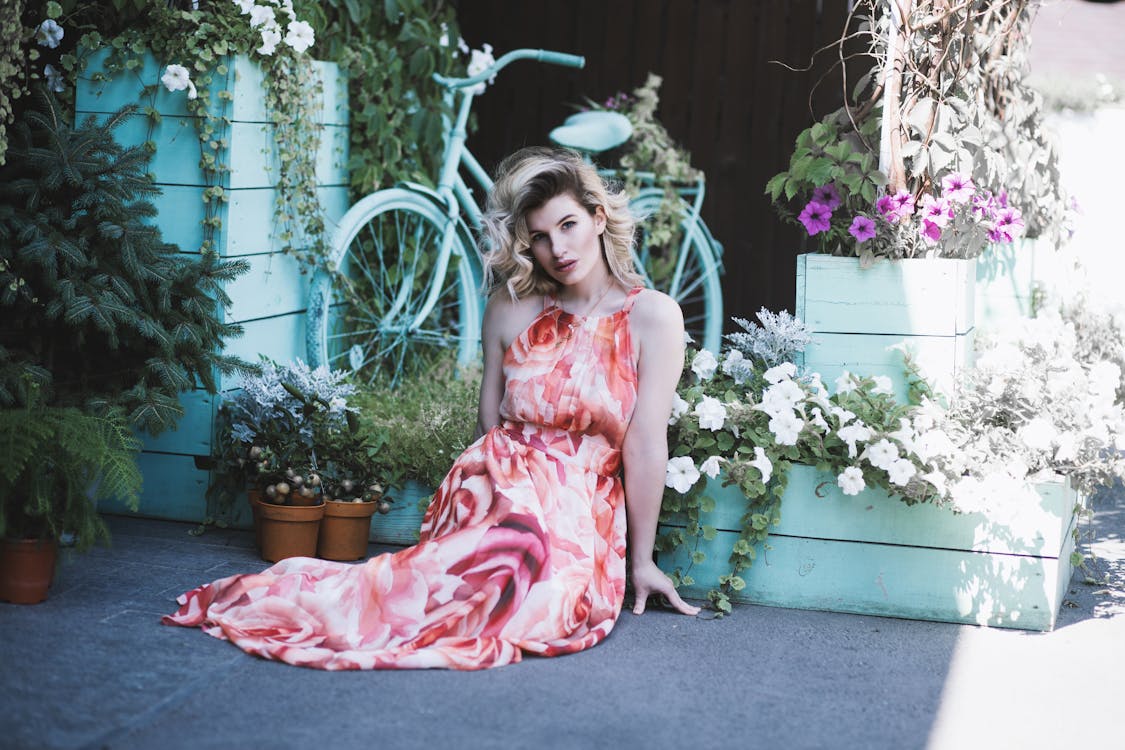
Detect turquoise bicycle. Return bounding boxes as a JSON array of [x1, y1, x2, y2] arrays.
[[306, 48, 724, 384]]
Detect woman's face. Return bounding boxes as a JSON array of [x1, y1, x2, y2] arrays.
[[525, 192, 607, 289]]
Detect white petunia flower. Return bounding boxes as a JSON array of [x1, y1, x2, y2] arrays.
[[888, 417, 916, 454], [769, 410, 804, 446], [921, 469, 947, 497], [1018, 417, 1058, 452], [829, 406, 856, 425], [234, 0, 255, 13], [36, 19, 64, 49], [279, 0, 297, 20], [721, 349, 744, 373], [863, 438, 900, 470], [44, 63, 65, 93], [750, 447, 772, 484], [837, 466, 866, 496], [691, 349, 719, 380], [694, 396, 727, 431], [886, 458, 916, 486], [160, 64, 197, 99], [257, 25, 282, 55], [809, 407, 830, 432], [837, 421, 872, 458], [871, 375, 895, 395], [438, 21, 450, 47], [700, 455, 723, 479], [284, 20, 315, 53], [466, 43, 497, 94], [913, 428, 955, 462], [764, 361, 797, 384], [249, 4, 276, 27], [668, 392, 690, 425], [834, 371, 857, 395], [1054, 431, 1078, 463], [665, 456, 701, 494]]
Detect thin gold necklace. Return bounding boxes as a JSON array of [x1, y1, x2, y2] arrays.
[[565, 281, 615, 319]]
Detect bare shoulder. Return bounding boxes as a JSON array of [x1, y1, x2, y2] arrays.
[[484, 292, 545, 348], [629, 288, 684, 333]]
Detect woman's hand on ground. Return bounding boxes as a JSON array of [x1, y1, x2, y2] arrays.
[[631, 561, 701, 616]]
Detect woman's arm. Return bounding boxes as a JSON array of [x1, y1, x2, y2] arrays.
[[475, 295, 509, 440], [622, 291, 700, 616]]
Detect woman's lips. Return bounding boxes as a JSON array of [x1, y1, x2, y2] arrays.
[[556, 259, 577, 273]]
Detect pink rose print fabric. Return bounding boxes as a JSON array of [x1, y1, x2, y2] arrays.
[[163, 288, 642, 670]]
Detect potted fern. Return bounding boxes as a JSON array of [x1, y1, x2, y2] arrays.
[[0, 384, 142, 604]]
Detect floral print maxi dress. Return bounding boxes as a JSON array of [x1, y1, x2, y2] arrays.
[[163, 288, 642, 670]]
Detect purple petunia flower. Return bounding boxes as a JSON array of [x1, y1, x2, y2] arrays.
[[811, 183, 842, 211], [972, 190, 996, 221], [940, 172, 975, 204], [875, 194, 898, 222], [988, 206, 1025, 243], [849, 215, 877, 243], [919, 219, 943, 245], [920, 194, 953, 228], [892, 190, 916, 217], [798, 200, 833, 236]]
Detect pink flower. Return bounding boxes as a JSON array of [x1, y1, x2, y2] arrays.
[[988, 206, 1025, 243], [875, 194, 898, 222], [972, 190, 996, 221], [940, 172, 975, 204], [811, 183, 841, 211], [920, 220, 943, 245], [892, 190, 916, 218], [848, 215, 877, 243], [920, 194, 953, 228], [798, 201, 833, 236]]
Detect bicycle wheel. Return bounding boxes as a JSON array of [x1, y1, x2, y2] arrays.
[[306, 189, 483, 385], [630, 189, 724, 354]]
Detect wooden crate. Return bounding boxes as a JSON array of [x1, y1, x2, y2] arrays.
[[975, 239, 1040, 328], [77, 49, 350, 526], [658, 465, 1082, 631], [795, 253, 977, 400]]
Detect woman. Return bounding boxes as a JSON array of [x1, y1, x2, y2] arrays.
[[164, 147, 698, 670]]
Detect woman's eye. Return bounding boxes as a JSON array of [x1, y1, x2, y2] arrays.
[[561, 221, 576, 230]]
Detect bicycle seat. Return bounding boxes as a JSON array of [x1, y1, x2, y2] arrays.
[[549, 111, 632, 154]]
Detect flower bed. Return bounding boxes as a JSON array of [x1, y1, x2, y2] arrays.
[[659, 465, 1082, 631]]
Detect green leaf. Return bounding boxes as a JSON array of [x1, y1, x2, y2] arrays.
[[727, 576, 746, 592], [765, 172, 787, 200], [702, 525, 717, 541], [691, 551, 706, 564], [46, 1, 63, 18]]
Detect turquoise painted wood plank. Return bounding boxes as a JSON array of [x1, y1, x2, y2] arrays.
[[219, 312, 308, 389], [658, 524, 1075, 631], [147, 185, 349, 256], [226, 121, 349, 189], [225, 186, 351, 256], [136, 390, 215, 456], [222, 251, 309, 324], [682, 465, 1078, 557], [80, 114, 348, 189], [796, 253, 976, 336], [976, 239, 1038, 326], [77, 49, 347, 126], [99, 451, 209, 523], [228, 56, 349, 126], [801, 328, 975, 399], [373, 482, 433, 546]]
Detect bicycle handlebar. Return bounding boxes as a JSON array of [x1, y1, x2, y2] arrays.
[[432, 48, 585, 90]]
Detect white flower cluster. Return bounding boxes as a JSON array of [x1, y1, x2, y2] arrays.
[[465, 43, 497, 95], [666, 345, 948, 499], [160, 1, 316, 100], [934, 310, 1125, 509]]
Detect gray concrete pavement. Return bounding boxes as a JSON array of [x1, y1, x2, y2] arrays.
[[2, 484, 1123, 750]]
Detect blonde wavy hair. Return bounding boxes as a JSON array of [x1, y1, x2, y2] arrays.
[[481, 146, 644, 300]]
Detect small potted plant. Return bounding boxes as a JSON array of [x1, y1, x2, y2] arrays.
[[209, 359, 360, 562], [0, 382, 142, 603], [315, 411, 387, 561]]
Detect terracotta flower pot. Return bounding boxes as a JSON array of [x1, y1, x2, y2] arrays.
[[254, 496, 325, 563], [0, 538, 58, 604], [317, 500, 378, 561]]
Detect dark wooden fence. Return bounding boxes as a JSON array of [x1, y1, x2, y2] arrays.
[[455, 0, 856, 328]]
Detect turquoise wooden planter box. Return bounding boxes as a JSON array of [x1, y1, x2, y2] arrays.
[[78, 49, 350, 525], [658, 465, 1082, 631], [975, 239, 1040, 328], [795, 253, 976, 401], [373, 481, 434, 546]]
